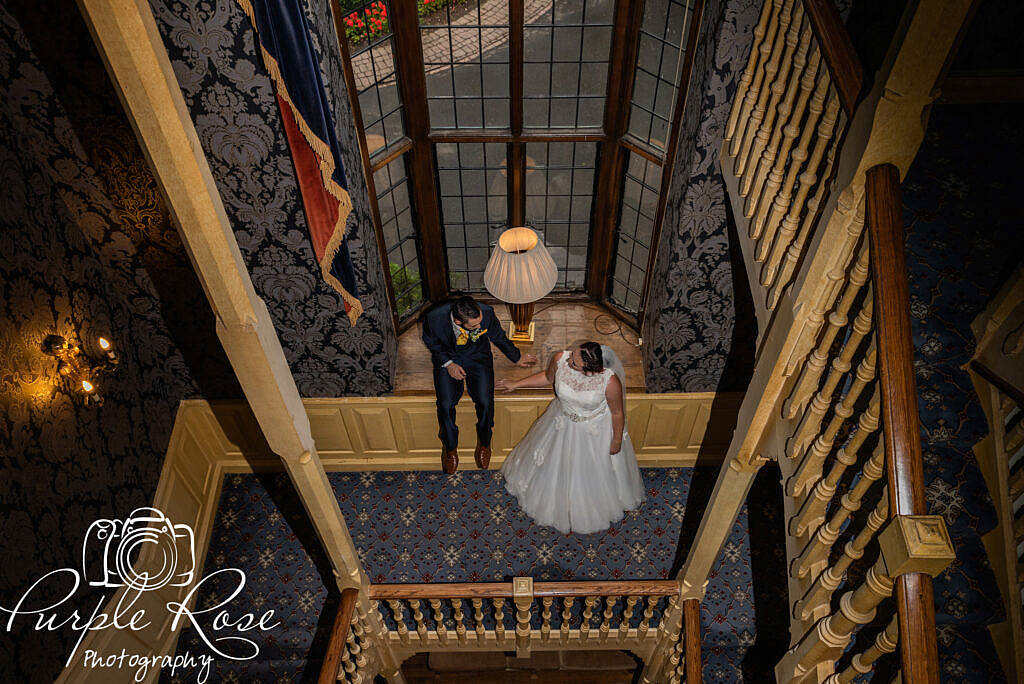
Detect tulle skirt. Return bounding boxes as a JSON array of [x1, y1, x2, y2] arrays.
[[501, 398, 645, 535]]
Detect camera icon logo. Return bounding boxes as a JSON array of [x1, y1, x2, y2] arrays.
[[82, 507, 195, 592]]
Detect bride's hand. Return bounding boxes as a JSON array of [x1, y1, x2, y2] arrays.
[[495, 378, 515, 393], [609, 440, 622, 455]]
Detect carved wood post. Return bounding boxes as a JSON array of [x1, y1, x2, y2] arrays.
[[513, 577, 534, 658]]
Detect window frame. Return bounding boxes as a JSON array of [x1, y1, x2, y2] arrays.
[[331, 0, 704, 333]]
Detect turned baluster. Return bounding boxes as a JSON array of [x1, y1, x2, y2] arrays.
[[471, 598, 485, 643], [387, 599, 410, 646], [795, 493, 888, 621], [429, 598, 448, 646], [494, 598, 507, 644], [411, 598, 428, 642], [788, 556, 894, 678], [737, 0, 796, 178], [790, 344, 878, 497], [560, 597, 574, 644], [765, 109, 840, 306], [825, 615, 898, 683], [792, 392, 881, 536], [343, 626, 358, 680], [452, 598, 467, 646], [598, 596, 616, 642], [580, 596, 597, 641], [619, 595, 639, 641], [540, 597, 553, 642], [641, 597, 681, 684], [729, 0, 783, 158], [638, 595, 657, 640], [760, 64, 831, 287], [726, 0, 775, 148], [793, 443, 885, 579], [751, 41, 820, 247], [351, 611, 368, 684], [741, 3, 806, 203], [780, 189, 863, 383], [667, 629, 685, 682], [785, 246, 871, 421]]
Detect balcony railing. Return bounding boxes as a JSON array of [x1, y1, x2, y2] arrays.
[[319, 579, 700, 683]]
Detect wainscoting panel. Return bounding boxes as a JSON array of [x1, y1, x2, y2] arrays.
[[201, 393, 742, 471]]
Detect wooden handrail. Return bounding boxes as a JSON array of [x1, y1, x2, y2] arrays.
[[317, 587, 359, 684], [802, 0, 863, 114], [368, 579, 681, 600], [866, 163, 940, 684]]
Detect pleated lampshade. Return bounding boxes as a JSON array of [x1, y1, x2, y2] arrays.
[[483, 226, 558, 304]]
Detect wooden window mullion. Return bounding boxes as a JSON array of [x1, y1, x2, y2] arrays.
[[588, 0, 644, 300], [637, 0, 706, 327], [389, 0, 448, 302], [330, 0, 399, 331], [509, 0, 526, 226]]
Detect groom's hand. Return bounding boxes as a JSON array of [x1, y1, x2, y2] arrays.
[[446, 363, 466, 380], [517, 353, 538, 367]]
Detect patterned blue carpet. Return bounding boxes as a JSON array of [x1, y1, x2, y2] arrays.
[[901, 102, 1023, 683], [164, 467, 765, 682]]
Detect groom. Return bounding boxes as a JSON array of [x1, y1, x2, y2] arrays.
[[421, 296, 538, 473]]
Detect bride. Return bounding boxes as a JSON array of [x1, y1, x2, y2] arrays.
[[495, 342, 645, 534]]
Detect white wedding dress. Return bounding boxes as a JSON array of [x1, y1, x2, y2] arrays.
[[501, 346, 645, 534]]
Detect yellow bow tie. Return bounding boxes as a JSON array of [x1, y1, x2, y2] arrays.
[[455, 327, 486, 345]]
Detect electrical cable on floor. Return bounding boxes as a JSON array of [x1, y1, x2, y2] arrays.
[[491, 301, 642, 347]]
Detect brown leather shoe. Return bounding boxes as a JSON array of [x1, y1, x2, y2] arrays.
[[474, 444, 491, 469], [442, 447, 459, 474]]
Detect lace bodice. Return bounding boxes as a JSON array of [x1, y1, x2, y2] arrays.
[[554, 351, 613, 421]]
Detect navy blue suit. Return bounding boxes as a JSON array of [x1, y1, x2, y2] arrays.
[[421, 303, 522, 450]]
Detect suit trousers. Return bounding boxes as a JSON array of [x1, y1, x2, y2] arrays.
[[433, 359, 494, 451]]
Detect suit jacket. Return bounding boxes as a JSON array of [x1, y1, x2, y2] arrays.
[[421, 302, 521, 369]]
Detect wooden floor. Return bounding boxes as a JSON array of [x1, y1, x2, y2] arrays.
[[395, 301, 646, 394]]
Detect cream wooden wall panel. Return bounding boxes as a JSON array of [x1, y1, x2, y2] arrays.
[[639, 401, 691, 452], [177, 426, 213, 499], [347, 406, 400, 453], [176, 393, 739, 471], [393, 405, 447, 454], [496, 404, 543, 454], [625, 401, 653, 446], [688, 401, 713, 449], [307, 405, 355, 454]]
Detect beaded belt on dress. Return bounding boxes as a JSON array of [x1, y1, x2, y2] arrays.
[[560, 405, 607, 423]]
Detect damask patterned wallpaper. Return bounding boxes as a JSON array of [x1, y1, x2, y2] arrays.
[[642, 0, 761, 393], [148, 0, 398, 397], [0, 4, 223, 680]]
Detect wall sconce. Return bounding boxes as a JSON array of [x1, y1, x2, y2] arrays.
[[42, 333, 118, 405]]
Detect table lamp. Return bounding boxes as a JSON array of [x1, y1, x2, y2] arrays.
[[483, 226, 558, 343]]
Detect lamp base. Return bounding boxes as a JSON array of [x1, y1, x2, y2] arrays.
[[506, 302, 536, 343], [507, 321, 535, 343]]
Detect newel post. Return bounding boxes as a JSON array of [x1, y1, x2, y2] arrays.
[[513, 576, 534, 658]]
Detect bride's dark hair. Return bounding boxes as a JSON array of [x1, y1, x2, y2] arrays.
[[578, 341, 604, 374]]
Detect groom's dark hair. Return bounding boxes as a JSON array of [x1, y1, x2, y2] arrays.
[[452, 296, 482, 325]]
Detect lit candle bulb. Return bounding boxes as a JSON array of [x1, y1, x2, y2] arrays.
[[81, 379, 95, 393], [98, 337, 116, 361]]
